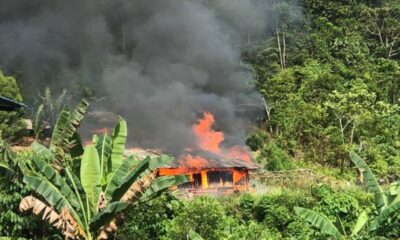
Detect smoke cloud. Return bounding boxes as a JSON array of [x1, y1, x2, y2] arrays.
[[0, 0, 275, 152]]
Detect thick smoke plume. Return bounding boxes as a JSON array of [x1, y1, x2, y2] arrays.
[[0, 0, 274, 152]]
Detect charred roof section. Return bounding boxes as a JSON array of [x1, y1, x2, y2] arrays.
[[171, 150, 259, 170]]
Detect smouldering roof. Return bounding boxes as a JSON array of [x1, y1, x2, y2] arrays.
[[124, 148, 259, 170], [164, 150, 259, 170]]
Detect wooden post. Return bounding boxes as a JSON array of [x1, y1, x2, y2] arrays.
[[201, 170, 208, 189]]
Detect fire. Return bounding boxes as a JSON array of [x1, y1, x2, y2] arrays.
[[184, 112, 252, 165], [225, 146, 252, 163], [184, 154, 209, 170], [158, 112, 257, 194], [192, 112, 224, 154]]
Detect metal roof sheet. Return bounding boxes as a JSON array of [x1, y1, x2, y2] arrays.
[[0, 96, 27, 111]]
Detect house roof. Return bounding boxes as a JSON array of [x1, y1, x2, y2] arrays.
[[124, 148, 260, 170], [164, 150, 260, 170], [0, 96, 27, 111]]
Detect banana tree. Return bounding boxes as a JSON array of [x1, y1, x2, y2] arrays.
[[294, 207, 369, 240], [19, 117, 188, 239], [17, 100, 188, 239], [349, 152, 400, 236]]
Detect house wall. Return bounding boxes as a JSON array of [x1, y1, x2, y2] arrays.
[[158, 167, 249, 192]]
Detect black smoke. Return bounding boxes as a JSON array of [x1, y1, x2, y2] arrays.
[[0, 0, 275, 152]]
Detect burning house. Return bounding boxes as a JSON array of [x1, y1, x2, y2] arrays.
[[158, 150, 258, 194], [124, 112, 259, 194], [158, 112, 259, 194]]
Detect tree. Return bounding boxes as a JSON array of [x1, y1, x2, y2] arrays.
[[349, 152, 400, 237], [5, 99, 188, 239], [0, 71, 26, 140], [294, 207, 368, 240], [324, 82, 376, 171]]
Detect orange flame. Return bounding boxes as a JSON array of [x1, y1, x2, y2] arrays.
[[184, 154, 209, 170], [192, 112, 224, 154], [187, 112, 252, 163]]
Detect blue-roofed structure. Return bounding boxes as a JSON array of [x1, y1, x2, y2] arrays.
[[0, 96, 27, 111]]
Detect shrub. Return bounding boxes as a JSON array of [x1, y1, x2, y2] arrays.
[[258, 142, 296, 171], [285, 219, 319, 240], [311, 184, 362, 233], [162, 196, 226, 240], [246, 130, 268, 151], [0, 151, 60, 239], [0, 71, 26, 141], [115, 194, 178, 240], [253, 190, 314, 234], [224, 218, 281, 240], [238, 193, 256, 221]]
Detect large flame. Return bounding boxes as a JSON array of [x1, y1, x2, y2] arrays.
[[192, 112, 224, 154], [178, 112, 252, 170], [137, 112, 253, 192]]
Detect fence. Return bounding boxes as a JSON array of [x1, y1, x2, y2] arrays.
[[250, 168, 341, 189]]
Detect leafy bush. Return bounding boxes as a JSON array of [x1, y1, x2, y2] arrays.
[[115, 194, 179, 240], [285, 219, 319, 240], [238, 193, 256, 221], [246, 130, 268, 151], [0, 71, 26, 141], [162, 196, 226, 240], [253, 190, 314, 234], [0, 151, 60, 239], [257, 142, 296, 171], [224, 218, 281, 240], [308, 184, 368, 236]]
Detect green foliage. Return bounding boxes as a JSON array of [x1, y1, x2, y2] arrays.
[[313, 186, 361, 231], [247, 0, 400, 176], [257, 141, 296, 171], [294, 207, 343, 239], [162, 196, 226, 240], [238, 193, 255, 221], [3, 101, 188, 239], [0, 71, 25, 141], [115, 194, 178, 240], [223, 219, 281, 240], [0, 146, 61, 239], [35, 87, 71, 128]]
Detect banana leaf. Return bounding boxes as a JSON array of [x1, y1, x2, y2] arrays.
[[31, 141, 53, 160], [49, 106, 70, 166], [0, 162, 14, 175], [50, 99, 89, 168], [22, 174, 84, 228], [81, 145, 101, 213], [31, 158, 80, 209], [188, 229, 204, 240], [70, 132, 84, 159], [109, 117, 127, 174], [104, 155, 137, 200], [351, 210, 368, 236], [110, 157, 150, 202], [89, 201, 129, 230], [142, 175, 189, 199], [349, 151, 387, 211], [69, 99, 89, 129], [95, 134, 112, 183], [370, 201, 400, 232], [294, 207, 342, 239], [149, 154, 175, 170]]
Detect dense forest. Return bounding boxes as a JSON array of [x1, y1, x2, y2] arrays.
[[1, 0, 400, 239], [247, 0, 400, 179]]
